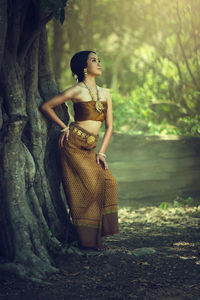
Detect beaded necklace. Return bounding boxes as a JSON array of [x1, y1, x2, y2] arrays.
[[82, 82, 104, 113]]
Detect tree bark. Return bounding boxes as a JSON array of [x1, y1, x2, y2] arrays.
[[65, 0, 82, 53], [52, 19, 66, 86], [0, 0, 71, 282], [0, 0, 7, 70], [82, 0, 94, 50]]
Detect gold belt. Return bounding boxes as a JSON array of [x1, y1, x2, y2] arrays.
[[70, 125, 96, 144]]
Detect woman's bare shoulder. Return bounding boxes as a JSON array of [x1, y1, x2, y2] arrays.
[[97, 86, 110, 102], [62, 83, 81, 94], [61, 83, 83, 101]]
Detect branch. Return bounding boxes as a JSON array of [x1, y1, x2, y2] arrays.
[[175, 0, 200, 90], [149, 100, 181, 107], [188, 3, 200, 78]]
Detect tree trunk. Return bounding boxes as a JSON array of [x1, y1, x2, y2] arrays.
[[52, 19, 66, 87], [65, 0, 83, 53], [0, 0, 71, 282], [82, 0, 94, 50], [111, 53, 124, 92]]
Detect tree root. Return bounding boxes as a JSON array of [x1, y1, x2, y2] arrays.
[[0, 254, 59, 283]]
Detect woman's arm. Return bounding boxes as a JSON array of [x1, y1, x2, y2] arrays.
[[98, 89, 113, 155], [96, 89, 113, 169], [40, 85, 79, 129]]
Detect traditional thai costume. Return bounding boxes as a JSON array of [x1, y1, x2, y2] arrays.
[[59, 100, 118, 249]]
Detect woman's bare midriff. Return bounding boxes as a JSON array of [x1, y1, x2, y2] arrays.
[[75, 120, 102, 135]]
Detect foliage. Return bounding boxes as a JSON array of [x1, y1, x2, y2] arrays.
[[159, 196, 200, 210], [177, 116, 200, 136], [110, 87, 194, 136], [41, 0, 68, 23], [47, 0, 200, 136], [173, 196, 200, 207], [159, 202, 169, 210]]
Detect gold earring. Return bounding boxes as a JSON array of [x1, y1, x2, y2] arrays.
[[72, 73, 78, 81], [84, 68, 87, 78]]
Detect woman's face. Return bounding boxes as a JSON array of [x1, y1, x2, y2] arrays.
[[86, 52, 102, 76]]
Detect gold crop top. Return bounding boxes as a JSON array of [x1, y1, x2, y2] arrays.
[[73, 100, 107, 122]]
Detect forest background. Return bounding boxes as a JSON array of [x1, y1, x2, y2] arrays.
[[47, 0, 200, 136]]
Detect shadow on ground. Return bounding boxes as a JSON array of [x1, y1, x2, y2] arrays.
[[1, 197, 200, 300]]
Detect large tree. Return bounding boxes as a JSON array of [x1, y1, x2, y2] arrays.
[[0, 0, 72, 282]]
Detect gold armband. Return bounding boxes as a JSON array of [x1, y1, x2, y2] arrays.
[[61, 126, 69, 132]]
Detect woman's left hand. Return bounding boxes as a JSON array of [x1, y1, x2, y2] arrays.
[[96, 154, 109, 170]]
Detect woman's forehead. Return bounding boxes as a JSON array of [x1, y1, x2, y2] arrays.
[[88, 53, 99, 60]]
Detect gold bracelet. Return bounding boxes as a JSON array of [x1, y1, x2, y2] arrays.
[[98, 152, 106, 158], [61, 126, 69, 132]]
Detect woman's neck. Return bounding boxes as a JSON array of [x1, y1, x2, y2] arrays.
[[82, 75, 96, 89]]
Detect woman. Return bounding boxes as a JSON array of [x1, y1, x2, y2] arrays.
[[40, 50, 118, 251]]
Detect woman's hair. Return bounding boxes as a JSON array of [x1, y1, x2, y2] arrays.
[[70, 50, 96, 82]]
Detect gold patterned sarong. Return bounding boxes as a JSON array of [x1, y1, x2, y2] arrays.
[[59, 122, 118, 248]]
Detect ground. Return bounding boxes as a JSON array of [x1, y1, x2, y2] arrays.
[[1, 200, 200, 300]]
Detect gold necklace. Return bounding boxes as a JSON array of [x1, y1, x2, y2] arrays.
[[82, 82, 104, 113]]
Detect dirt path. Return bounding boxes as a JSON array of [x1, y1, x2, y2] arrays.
[[1, 203, 200, 300]]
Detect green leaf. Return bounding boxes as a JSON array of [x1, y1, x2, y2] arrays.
[[159, 202, 169, 210], [41, 0, 67, 24]]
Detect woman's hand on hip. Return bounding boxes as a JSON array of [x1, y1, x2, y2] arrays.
[[59, 130, 69, 148], [96, 154, 109, 170]]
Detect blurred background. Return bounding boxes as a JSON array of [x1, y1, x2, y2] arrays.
[[47, 0, 200, 136]]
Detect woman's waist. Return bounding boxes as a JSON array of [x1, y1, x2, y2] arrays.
[[68, 122, 99, 146], [73, 120, 101, 136]]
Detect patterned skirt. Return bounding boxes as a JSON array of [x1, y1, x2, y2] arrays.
[[59, 121, 118, 248]]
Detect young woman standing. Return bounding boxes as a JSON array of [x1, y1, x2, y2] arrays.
[[40, 51, 118, 251]]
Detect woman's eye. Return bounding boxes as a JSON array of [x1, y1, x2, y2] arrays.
[[91, 59, 101, 63]]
